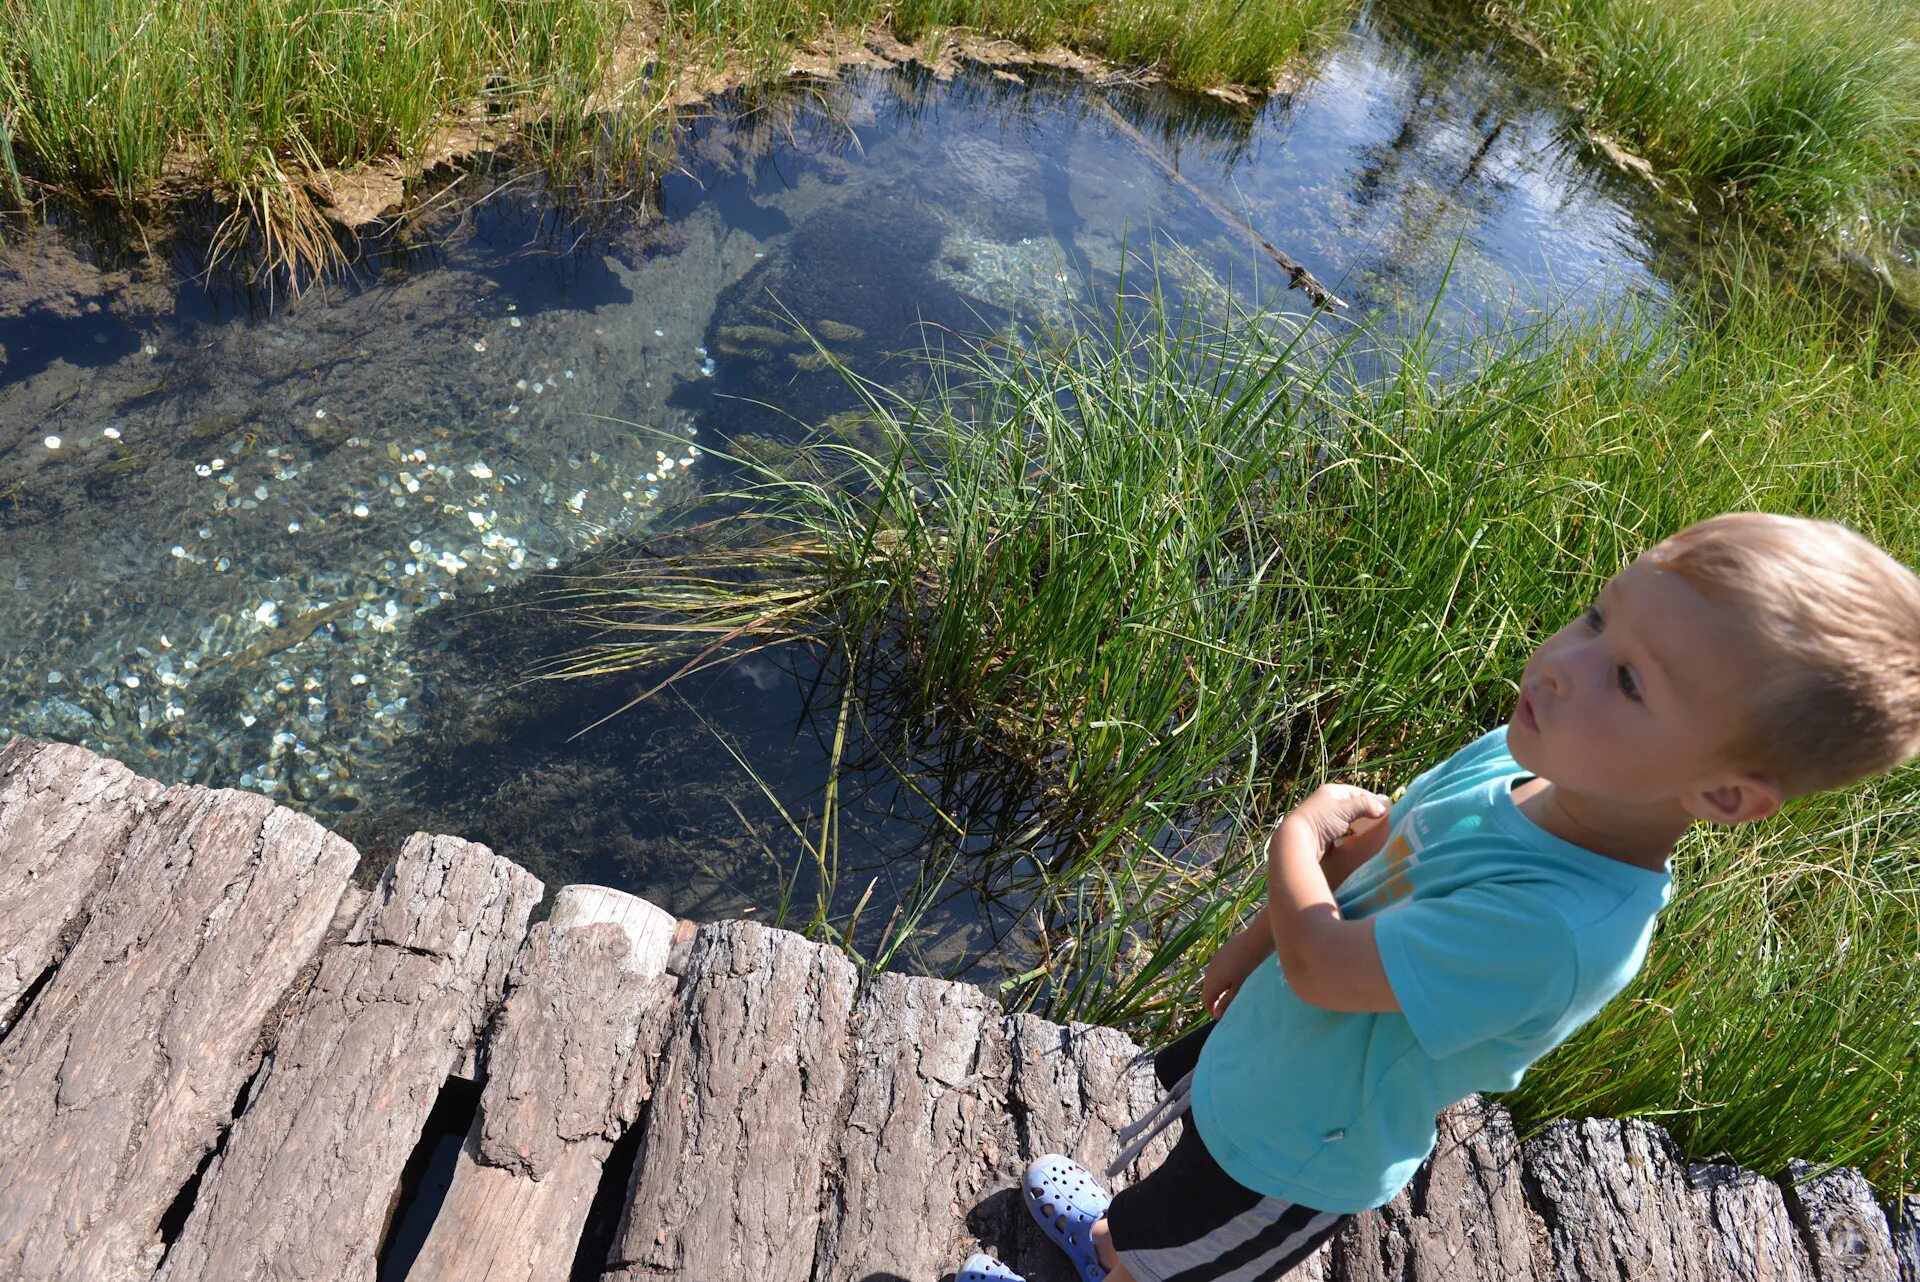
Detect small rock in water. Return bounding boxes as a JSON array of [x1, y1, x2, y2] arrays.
[[103, 426, 121, 440], [43, 436, 60, 450], [254, 601, 280, 627]]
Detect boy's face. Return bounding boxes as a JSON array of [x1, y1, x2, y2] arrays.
[[1508, 554, 1771, 816]]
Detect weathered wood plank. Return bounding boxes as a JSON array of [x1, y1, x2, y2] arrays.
[[1330, 1096, 1549, 1282], [404, 886, 681, 1282], [1523, 1116, 1816, 1281], [0, 783, 357, 1282], [155, 833, 541, 1282], [992, 1015, 1168, 1281], [1782, 1160, 1903, 1282], [810, 973, 1014, 1282], [601, 920, 858, 1282], [0, 736, 163, 1030], [1888, 1197, 1918, 1282]]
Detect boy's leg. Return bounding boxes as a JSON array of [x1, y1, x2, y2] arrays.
[[1102, 1123, 1348, 1282], [1092, 1218, 1136, 1282]]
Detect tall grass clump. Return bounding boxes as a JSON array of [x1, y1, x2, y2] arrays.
[[555, 252, 1920, 1194], [0, 0, 642, 266], [1490, 0, 1920, 231]]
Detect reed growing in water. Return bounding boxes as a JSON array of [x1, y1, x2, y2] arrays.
[[552, 252, 1919, 1195]]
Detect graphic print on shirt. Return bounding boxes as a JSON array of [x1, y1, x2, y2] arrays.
[[1367, 821, 1428, 909]]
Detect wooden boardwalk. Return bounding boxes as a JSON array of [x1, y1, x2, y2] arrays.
[[0, 735, 1913, 1282]]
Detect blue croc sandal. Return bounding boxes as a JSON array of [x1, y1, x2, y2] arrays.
[[1024, 1154, 1111, 1282], [958, 1253, 1025, 1282]]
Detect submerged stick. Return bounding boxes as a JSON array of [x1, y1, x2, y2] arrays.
[[225, 599, 352, 670], [1094, 99, 1347, 310]]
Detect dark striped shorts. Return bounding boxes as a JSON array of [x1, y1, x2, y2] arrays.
[[1106, 1023, 1350, 1282]]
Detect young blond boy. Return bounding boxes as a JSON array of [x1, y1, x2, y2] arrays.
[[959, 512, 1920, 1282]]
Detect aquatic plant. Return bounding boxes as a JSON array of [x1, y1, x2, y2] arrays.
[[551, 250, 1920, 1197], [1489, 0, 1920, 235]]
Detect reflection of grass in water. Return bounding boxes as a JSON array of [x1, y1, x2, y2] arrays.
[[0, 0, 1353, 275], [545, 250, 1920, 1196], [1491, 0, 1920, 235]]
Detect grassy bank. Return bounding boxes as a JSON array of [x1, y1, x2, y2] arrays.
[[0, 0, 1354, 264], [1487, 0, 1920, 233], [557, 257, 1920, 1195]]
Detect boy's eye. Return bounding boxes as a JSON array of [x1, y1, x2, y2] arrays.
[[1582, 605, 1603, 630], [1618, 666, 1642, 701]]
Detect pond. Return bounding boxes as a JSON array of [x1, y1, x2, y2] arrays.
[[0, 0, 1685, 976]]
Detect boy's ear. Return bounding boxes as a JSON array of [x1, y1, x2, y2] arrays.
[[1684, 774, 1783, 826]]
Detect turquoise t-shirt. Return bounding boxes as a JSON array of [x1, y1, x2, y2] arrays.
[[1189, 726, 1673, 1213]]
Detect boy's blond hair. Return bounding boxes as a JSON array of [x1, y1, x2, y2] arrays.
[[1648, 512, 1920, 796]]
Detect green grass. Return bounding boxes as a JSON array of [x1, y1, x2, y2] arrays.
[[0, 0, 1355, 267], [1489, 0, 1920, 232], [0, 0, 650, 269], [551, 252, 1920, 1196]]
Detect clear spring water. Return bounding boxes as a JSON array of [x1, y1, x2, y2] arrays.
[[0, 2, 1687, 972]]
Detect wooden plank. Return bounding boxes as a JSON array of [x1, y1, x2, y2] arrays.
[[810, 973, 1015, 1282], [0, 736, 163, 1029], [0, 782, 357, 1282], [1332, 1096, 1549, 1281], [404, 886, 681, 1282], [1523, 1116, 1816, 1282], [602, 920, 858, 1282], [154, 833, 541, 1282], [993, 1014, 1168, 1280], [1781, 1160, 1903, 1281]]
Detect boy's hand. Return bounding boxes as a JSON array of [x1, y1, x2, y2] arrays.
[[1287, 784, 1392, 853], [1201, 938, 1257, 1018]]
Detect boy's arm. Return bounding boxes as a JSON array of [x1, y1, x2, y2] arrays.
[[1202, 807, 1394, 1016], [1321, 810, 1392, 890], [1214, 813, 1390, 960], [1266, 785, 1401, 1013]]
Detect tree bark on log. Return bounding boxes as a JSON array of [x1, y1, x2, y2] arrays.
[[993, 1015, 1170, 1280], [1330, 1096, 1551, 1282], [404, 886, 681, 1282], [154, 833, 540, 1282], [0, 782, 357, 1282], [0, 736, 163, 1031], [602, 920, 859, 1282], [1782, 1160, 1903, 1281], [1887, 1197, 1917, 1282], [810, 973, 1015, 1282], [1522, 1116, 1817, 1281]]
